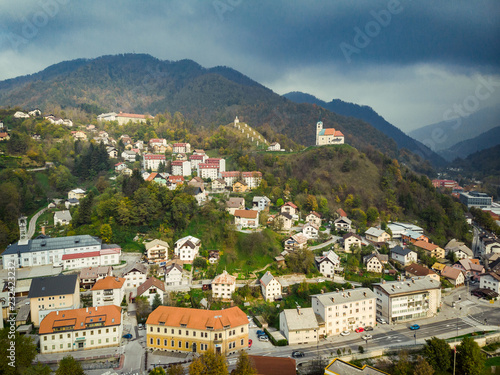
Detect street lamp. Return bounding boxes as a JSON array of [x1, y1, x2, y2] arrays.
[[414, 332, 416, 345]]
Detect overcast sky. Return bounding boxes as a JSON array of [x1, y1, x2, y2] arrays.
[[0, 0, 499, 131]]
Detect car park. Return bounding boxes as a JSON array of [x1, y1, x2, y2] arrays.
[[340, 330, 350, 336], [409, 324, 420, 330], [361, 334, 372, 340], [292, 351, 305, 358], [364, 326, 373, 331], [355, 327, 364, 333]]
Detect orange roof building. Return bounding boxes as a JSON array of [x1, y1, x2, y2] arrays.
[[316, 121, 345, 146], [146, 306, 248, 355], [39, 305, 122, 354], [413, 241, 445, 259], [91, 276, 126, 307]]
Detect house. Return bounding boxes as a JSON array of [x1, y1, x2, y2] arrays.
[[441, 266, 465, 286], [14, 111, 30, 118], [68, 188, 86, 200], [171, 160, 191, 177], [121, 263, 148, 289], [226, 197, 246, 215], [39, 305, 122, 354], [390, 246, 418, 266], [334, 217, 352, 232], [252, 196, 271, 212], [0, 132, 10, 141], [279, 307, 320, 345], [114, 162, 127, 172], [401, 230, 429, 244], [387, 222, 424, 239], [146, 306, 248, 356], [365, 227, 390, 243], [71, 131, 87, 141], [167, 175, 185, 190], [172, 143, 191, 154], [189, 154, 208, 170], [232, 181, 248, 193], [267, 142, 281, 151], [479, 272, 500, 295], [211, 178, 226, 192], [303, 223, 320, 239], [373, 277, 441, 323], [343, 233, 362, 252], [54, 210, 72, 226], [445, 239, 473, 260], [208, 250, 220, 264], [106, 146, 118, 158], [280, 202, 298, 218], [174, 236, 201, 263], [453, 259, 484, 280], [137, 277, 165, 305], [413, 241, 445, 259], [79, 266, 112, 289], [61, 244, 121, 271], [148, 138, 167, 152], [404, 263, 439, 282], [363, 254, 384, 273], [116, 112, 153, 125], [248, 356, 297, 375], [336, 208, 348, 218], [315, 250, 341, 278], [431, 262, 447, 273], [325, 359, 389, 375], [260, 271, 282, 302], [274, 212, 294, 231], [221, 171, 241, 186], [91, 276, 126, 307], [121, 150, 137, 162], [283, 233, 308, 252], [145, 239, 170, 264], [28, 274, 80, 327], [312, 288, 376, 335], [212, 270, 236, 300], [164, 264, 185, 286], [459, 191, 492, 208], [306, 211, 322, 227], [143, 154, 166, 171], [241, 171, 262, 189], [315, 121, 344, 145], [234, 209, 259, 229], [188, 186, 207, 206]]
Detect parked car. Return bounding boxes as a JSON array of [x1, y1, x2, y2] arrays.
[[256, 330, 266, 336], [258, 335, 269, 342], [376, 317, 387, 324], [340, 330, 350, 336], [355, 327, 364, 333], [409, 324, 420, 330], [123, 333, 133, 339], [248, 339, 252, 348], [292, 351, 305, 358], [137, 323, 144, 330], [361, 334, 372, 340], [364, 326, 373, 331]]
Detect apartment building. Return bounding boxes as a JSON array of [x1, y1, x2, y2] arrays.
[[212, 270, 236, 300], [145, 239, 170, 264], [91, 276, 126, 307], [279, 307, 320, 345], [174, 235, 201, 263]]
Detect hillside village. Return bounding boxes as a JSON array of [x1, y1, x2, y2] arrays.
[[1, 107, 500, 375]]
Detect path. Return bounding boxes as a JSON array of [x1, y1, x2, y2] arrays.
[[309, 235, 341, 250], [28, 207, 47, 239]]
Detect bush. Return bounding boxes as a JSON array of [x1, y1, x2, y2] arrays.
[[358, 345, 364, 353]]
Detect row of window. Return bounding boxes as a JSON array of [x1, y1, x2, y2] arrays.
[[149, 338, 244, 349], [44, 327, 117, 340], [44, 337, 116, 351], [150, 326, 244, 337]]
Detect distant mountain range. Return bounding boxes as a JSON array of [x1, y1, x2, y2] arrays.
[[284, 91, 445, 166], [452, 143, 500, 179], [438, 126, 500, 162], [409, 106, 500, 152]]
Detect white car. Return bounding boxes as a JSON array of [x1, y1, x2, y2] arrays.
[[340, 330, 350, 336], [376, 317, 387, 324], [361, 334, 372, 340]]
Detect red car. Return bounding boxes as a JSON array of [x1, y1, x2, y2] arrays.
[[248, 339, 252, 348], [355, 327, 364, 333]]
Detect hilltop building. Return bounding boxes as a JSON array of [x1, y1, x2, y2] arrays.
[[315, 121, 344, 146]]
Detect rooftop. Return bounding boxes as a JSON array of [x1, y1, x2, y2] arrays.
[[28, 274, 78, 298], [91, 276, 125, 291], [281, 307, 319, 331], [311, 288, 376, 306], [2, 234, 101, 256], [373, 277, 441, 295], [137, 277, 166, 296]]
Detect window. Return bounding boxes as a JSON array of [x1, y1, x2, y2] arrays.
[[44, 336, 47, 341], [178, 341, 182, 348], [171, 340, 174, 347], [60, 344, 63, 349], [52, 345, 55, 349], [241, 339, 244, 345], [98, 329, 101, 334], [98, 339, 101, 344], [186, 342, 189, 349], [106, 328, 109, 333], [164, 339, 167, 346], [157, 339, 160, 345], [150, 338, 153, 345], [113, 328, 117, 332]]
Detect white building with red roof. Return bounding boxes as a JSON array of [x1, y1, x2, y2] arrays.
[[137, 277, 166, 305], [143, 153, 166, 171], [171, 160, 192, 177], [116, 112, 153, 125], [205, 158, 226, 172], [234, 209, 259, 228], [241, 171, 262, 189], [173, 143, 191, 154], [91, 276, 126, 306], [197, 163, 220, 180], [189, 153, 208, 169], [316, 121, 344, 146], [221, 171, 241, 186], [212, 270, 237, 300], [61, 245, 121, 270]]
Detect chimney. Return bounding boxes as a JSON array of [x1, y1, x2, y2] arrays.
[[86, 307, 89, 313], [348, 292, 351, 297], [116, 277, 119, 282], [297, 306, 301, 315], [56, 311, 59, 315], [382, 280, 386, 284], [412, 279, 415, 283], [95, 306, 98, 311], [331, 297, 335, 303], [363, 292, 367, 297], [41, 226, 45, 235]]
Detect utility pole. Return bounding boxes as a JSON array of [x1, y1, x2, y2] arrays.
[[453, 346, 457, 375]]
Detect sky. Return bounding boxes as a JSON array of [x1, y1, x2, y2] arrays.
[[0, 0, 499, 131]]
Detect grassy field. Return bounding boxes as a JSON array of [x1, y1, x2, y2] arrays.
[[483, 357, 500, 375]]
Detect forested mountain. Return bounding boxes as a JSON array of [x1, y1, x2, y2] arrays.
[[409, 106, 500, 152], [452, 144, 500, 179], [1, 53, 427, 163], [438, 126, 500, 162], [284, 91, 445, 166]]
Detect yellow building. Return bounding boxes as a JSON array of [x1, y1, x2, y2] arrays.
[[146, 306, 249, 355], [232, 181, 248, 193]]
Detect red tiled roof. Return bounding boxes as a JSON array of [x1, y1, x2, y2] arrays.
[[117, 113, 152, 119], [173, 143, 187, 147], [62, 251, 100, 260], [144, 154, 166, 160], [91, 276, 125, 290], [221, 171, 240, 177], [414, 241, 439, 252], [137, 277, 166, 296], [168, 175, 184, 183], [337, 208, 347, 217], [241, 171, 262, 178], [249, 355, 296, 375], [283, 201, 297, 209], [234, 209, 258, 219], [198, 163, 218, 169]]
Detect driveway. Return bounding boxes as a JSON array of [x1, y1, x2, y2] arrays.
[[28, 207, 47, 239]]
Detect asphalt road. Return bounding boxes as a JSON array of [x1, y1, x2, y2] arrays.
[[27, 207, 46, 239]]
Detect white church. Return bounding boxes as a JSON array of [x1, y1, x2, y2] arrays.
[[315, 121, 345, 146]]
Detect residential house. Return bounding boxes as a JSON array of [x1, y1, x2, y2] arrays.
[[441, 266, 465, 286], [232, 181, 248, 193], [343, 233, 362, 252], [445, 239, 473, 260], [315, 250, 341, 278], [171, 160, 191, 177], [365, 228, 391, 243], [208, 250, 220, 264], [143, 154, 166, 171], [334, 217, 352, 232], [28, 274, 80, 327], [54, 210, 72, 226], [39, 305, 122, 353], [226, 197, 245, 215], [71, 131, 87, 141], [373, 277, 441, 323], [212, 270, 236, 300], [145, 239, 170, 264], [211, 178, 226, 192], [453, 259, 484, 280], [0, 132, 10, 141], [68, 188, 86, 200], [193, 149, 206, 155], [121, 263, 148, 289], [172, 143, 191, 154], [401, 230, 429, 244], [164, 264, 185, 287], [337, 208, 348, 218], [114, 162, 127, 172], [479, 272, 500, 295], [106, 146, 118, 158], [267, 142, 281, 151], [274, 212, 294, 231], [148, 138, 167, 153], [390, 246, 418, 266], [431, 262, 447, 274], [280, 202, 298, 218], [188, 186, 207, 206], [234, 209, 259, 229], [306, 211, 322, 227], [174, 236, 201, 263], [404, 263, 439, 282], [241, 171, 262, 189], [137, 277, 166, 305], [363, 254, 384, 273], [189, 154, 208, 170], [279, 307, 320, 345], [146, 306, 248, 355], [413, 241, 445, 259], [91, 276, 126, 307], [167, 175, 185, 190], [121, 150, 137, 162], [252, 196, 271, 212], [260, 271, 282, 302], [311, 288, 376, 335], [283, 233, 308, 252], [79, 266, 112, 289], [303, 223, 320, 239], [325, 359, 389, 375], [221, 171, 241, 186]]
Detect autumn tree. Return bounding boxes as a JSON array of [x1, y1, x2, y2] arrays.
[[457, 336, 486, 375], [167, 363, 185, 375], [100, 223, 113, 243], [55, 355, 85, 375], [188, 350, 227, 375], [233, 350, 257, 375], [413, 356, 434, 375], [423, 337, 451, 373]]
